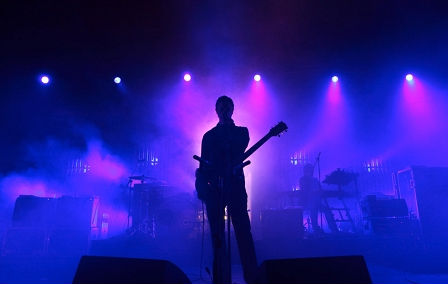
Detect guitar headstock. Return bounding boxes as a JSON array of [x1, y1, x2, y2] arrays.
[[269, 121, 288, 137]]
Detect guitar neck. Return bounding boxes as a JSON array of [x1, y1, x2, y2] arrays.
[[240, 133, 272, 163]]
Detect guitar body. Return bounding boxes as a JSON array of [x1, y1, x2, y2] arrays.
[[195, 168, 211, 201], [195, 168, 245, 201]]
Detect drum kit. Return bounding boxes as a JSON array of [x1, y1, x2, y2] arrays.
[[126, 175, 200, 238]]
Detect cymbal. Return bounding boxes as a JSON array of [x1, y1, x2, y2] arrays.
[[128, 175, 157, 181]]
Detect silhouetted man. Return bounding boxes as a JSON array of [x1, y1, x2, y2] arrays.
[[196, 96, 258, 284], [299, 163, 322, 233]]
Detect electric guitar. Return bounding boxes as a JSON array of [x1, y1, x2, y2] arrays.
[[194, 121, 288, 199], [238, 121, 288, 166]]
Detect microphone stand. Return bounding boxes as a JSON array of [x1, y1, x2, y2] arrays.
[[316, 152, 322, 185], [127, 178, 132, 230], [315, 152, 323, 229], [193, 155, 250, 284]]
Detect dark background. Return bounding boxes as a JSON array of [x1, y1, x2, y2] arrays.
[[1, 0, 447, 174]]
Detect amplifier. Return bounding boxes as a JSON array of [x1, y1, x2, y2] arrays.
[[361, 195, 408, 218]]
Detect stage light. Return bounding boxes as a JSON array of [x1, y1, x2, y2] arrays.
[[406, 74, 414, 82], [254, 74, 261, 82], [331, 76, 339, 83], [40, 75, 50, 84], [184, 73, 191, 82], [114, 77, 121, 84]]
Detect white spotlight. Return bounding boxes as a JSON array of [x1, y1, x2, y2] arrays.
[[184, 73, 191, 82], [40, 75, 50, 84]]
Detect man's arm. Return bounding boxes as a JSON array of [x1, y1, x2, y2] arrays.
[[242, 127, 250, 152], [196, 133, 212, 200], [199, 132, 211, 170]]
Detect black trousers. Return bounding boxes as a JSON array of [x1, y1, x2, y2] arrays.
[[303, 191, 321, 230], [205, 186, 258, 284]]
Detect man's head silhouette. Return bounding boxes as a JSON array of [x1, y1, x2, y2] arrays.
[[215, 96, 234, 122]]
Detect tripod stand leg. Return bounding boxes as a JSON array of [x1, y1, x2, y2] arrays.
[[227, 210, 231, 283]]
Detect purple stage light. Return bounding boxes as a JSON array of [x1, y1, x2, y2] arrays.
[[254, 74, 261, 82], [114, 77, 122, 84], [86, 142, 128, 182], [406, 74, 414, 82], [184, 73, 191, 82], [40, 75, 50, 84], [331, 76, 339, 83]]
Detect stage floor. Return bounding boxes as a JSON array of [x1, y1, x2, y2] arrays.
[[1, 234, 448, 283]]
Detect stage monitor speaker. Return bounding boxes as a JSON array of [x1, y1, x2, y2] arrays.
[[257, 255, 372, 284], [72, 256, 191, 284]]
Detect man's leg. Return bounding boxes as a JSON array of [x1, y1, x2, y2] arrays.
[[228, 194, 258, 284], [310, 207, 321, 231], [205, 195, 229, 284]]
